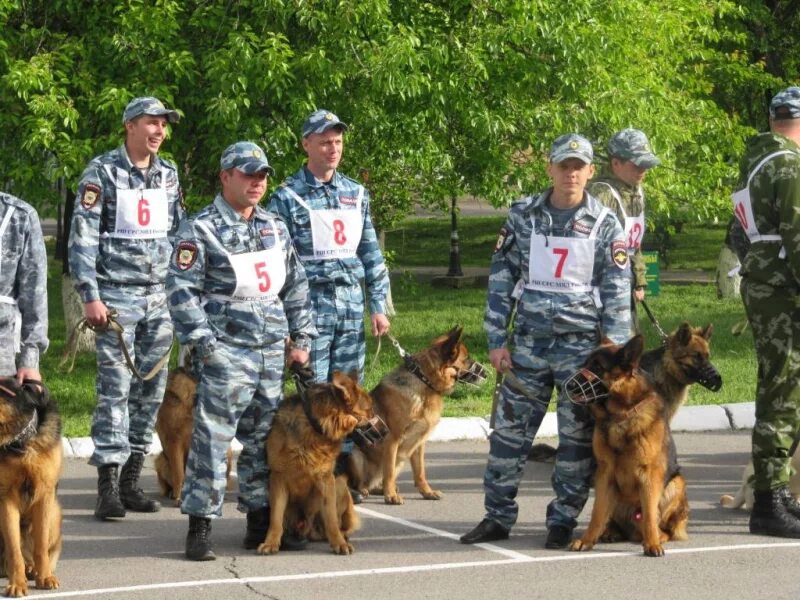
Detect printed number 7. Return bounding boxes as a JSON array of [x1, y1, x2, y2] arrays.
[[553, 248, 568, 278], [254, 261, 271, 292]]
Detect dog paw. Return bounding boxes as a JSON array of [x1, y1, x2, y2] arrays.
[[643, 543, 665, 557], [384, 493, 404, 505], [359, 488, 370, 498], [420, 489, 443, 500], [569, 539, 594, 552], [36, 574, 59, 590], [331, 541, 354, 555], [256, 539, 281, 555], [5, 579, 28, 597]]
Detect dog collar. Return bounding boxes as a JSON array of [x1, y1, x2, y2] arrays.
[[0, 410, 39, 454], [403, 355, 441, 394], [300, 390, 327, 438]]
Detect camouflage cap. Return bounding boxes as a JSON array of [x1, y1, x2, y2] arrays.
[[607, 128, 660, 168], [769, 86, 800, 120], [549, 133, 593, 164], [220, 141, 275, 175], [302, 109, 348, 138], [122, 96, 179, 125]]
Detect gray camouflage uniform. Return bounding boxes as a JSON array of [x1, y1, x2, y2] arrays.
[[168, 142, 316, 518], [68, 99, 185, 467], [481, 135, 632, 533], [0, 193, 48, 376]]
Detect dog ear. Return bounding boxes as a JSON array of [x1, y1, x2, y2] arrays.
[[439, 326, 464, 360], [620, 335, 645, 368], [700, 324, 714, 340], [676, 322, 693, 346], [331, 371, 353, 405]]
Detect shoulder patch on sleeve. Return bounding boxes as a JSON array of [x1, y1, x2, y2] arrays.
[[494, 227, 509, 253], [176, 241, 198, 270], [612, 240, 629, 269], [81, 184, 101, 209]]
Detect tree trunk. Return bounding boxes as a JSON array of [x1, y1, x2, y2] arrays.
[[61, 274, 95, 354]]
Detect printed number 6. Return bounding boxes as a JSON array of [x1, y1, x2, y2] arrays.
[[254, 261, 271, 292], [553, 247, 569, 278], [137, 197, 150, 226]]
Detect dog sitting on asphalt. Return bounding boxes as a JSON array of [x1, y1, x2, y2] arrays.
[[720, 446, 800, 510]]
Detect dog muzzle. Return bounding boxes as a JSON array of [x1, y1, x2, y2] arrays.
[[563, 368, 609, 405], [457, 360, 489, 387], [694, 363, 723, 392], [352, 415, 389, 450]]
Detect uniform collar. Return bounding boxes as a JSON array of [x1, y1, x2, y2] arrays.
[[531, 188, 602, 221], [117, 144, 164, 173], [595, 172, 639, 194], [213, 193, 270, 225], [302, 165, 341, 190]]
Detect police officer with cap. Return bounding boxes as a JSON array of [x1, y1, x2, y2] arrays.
[[168, 141, 316, 561], [69, 95, 185, 521], [460, 133, 631, 549], [734, 86, 800, 538], [588, 128, 660, 333]]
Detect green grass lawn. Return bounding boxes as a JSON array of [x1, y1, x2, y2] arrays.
[[45, 219, 747, 437], [385, 216, 727, 272]]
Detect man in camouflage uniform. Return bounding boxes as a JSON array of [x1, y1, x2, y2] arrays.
[[267, 109, 390, 502], [588, 129, 660, 333], [0, 193, 48, 382], [68, 96, 185, 521], [460, 134, 631, 549], [167, 142, 316, 561], [734, 86, 800, 538]]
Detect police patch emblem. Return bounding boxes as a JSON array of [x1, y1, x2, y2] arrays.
[[81, 184, 101, 209], [325, 113, 334, 120], [612, 240, 628, 269], [569, 141, 578, 149], [253, 150, 262, 159], [176, 241, 198, 270], [494, 227, 508, 253]]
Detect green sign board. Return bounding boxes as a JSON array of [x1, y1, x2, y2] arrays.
[[643, 250, 659, 297]]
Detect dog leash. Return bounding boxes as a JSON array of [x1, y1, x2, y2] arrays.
[[640, 300, 669, 345], [385, 333, 440, 393], [59, 310, 173, 381]]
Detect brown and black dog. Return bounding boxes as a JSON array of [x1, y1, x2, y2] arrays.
[[568, 335, 689, 557], [154, 367, 234, 506], [258, 371, 373, 556], [640, 322, 722, 422], [348, 326, 486, 505], [0, 379, 62, 596]]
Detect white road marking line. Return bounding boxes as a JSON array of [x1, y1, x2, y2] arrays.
[[30, 541, 800, 598], [355, 506, 531, 560]]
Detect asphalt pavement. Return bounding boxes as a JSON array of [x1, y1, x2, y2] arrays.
[[21, 430, 799, 600]]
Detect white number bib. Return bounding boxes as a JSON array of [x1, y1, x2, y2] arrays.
[[525, 209, 608, 293], [595, 182, 645, 252], [197, 220, 286, 303], [731, 150, 795, 244], [286, 187, 364, 260], [109, 166, 169, 239]]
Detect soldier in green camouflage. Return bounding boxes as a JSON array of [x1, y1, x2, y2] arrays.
[[588, 129, 659, 333], [734, 86, 800, 538]]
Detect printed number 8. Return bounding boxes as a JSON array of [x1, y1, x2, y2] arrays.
[[333, 219, 347, 246]]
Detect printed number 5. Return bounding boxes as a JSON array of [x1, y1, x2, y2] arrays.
[[254, 261, 271, 292], [553, 248, 569, 278]]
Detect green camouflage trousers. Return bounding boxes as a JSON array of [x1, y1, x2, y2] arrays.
[[741, 279, 800, 490]]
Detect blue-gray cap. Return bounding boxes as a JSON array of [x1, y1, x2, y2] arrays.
[[302, 109, 348, 138], [220, 141, 275, 175], [549, 133, 593, 164], [769, 86, 800, 120], [607, 128, 660, 168], [122, 96, 179, 125]]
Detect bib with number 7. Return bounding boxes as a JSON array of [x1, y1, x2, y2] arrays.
[[525, 208, 609, 293], [285, 187, 364, 260], [196, 220, 286, 303]]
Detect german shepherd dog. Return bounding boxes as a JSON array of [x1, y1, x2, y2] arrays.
[[567, 336, 689, 557], [154, 367, 234, 506], [258, 371, 373, 555], [347, 326, 487, 505], [640, 322, 722, 422], [0, 379, 62, 596]]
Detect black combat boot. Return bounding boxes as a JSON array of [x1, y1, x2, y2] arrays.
[[749, 488, 800, 538], [242, 507, 270, 550], [95, 464, 126, 521], [119, 452, 161, 512], [186, 516, 216, 561], [778, 486, 800, 519]]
